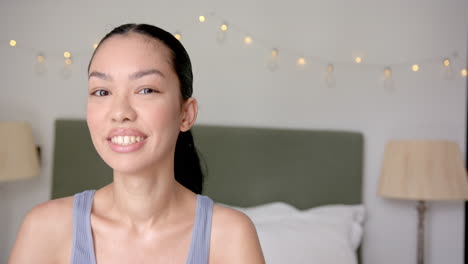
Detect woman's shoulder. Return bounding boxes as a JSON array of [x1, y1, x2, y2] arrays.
[[17, 194, 75, 237], [30, 194, 75, 218], [8, 195, 76, 263], [30, 196, 74, 223], [212, 203, 254, 230], [210, 203, 265, 263]]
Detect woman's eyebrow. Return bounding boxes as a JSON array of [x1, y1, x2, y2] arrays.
[[88, 69, 165, 81], [129, 69, 165, 80], [88, 71, 111, 81]]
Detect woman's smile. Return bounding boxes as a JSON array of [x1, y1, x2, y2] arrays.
[[107, 127, 149, 153]]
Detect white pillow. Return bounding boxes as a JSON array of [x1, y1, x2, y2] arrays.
[[255, 214, 358, 264], [228, 202, 299, 221], [302, 204, 366, 250], [225, 202, 366, 264]]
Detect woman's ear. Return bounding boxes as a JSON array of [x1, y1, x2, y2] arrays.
[[180, 97, 198, 132]]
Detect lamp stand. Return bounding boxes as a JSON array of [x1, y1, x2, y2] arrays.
[[417, 200, 427, 264]]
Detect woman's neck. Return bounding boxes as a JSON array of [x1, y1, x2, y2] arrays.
[[102, 164, 191, 231]]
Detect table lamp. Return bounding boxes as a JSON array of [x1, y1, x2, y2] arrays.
[[378, 140, 468, 264], [0, 122, 40, 182]]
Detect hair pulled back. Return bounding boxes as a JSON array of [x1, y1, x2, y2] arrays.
[[88, 23, 204, 194]]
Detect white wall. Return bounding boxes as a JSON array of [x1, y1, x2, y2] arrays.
[[0, 0, 467, 263]]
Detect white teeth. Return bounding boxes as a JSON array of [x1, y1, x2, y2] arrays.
[[111, 135, 144, 146]]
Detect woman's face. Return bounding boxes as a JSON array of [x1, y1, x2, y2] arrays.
[[87, 33, 196, 174]]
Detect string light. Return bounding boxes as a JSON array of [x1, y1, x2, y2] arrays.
[[443, 58, 450, 67], [442, 58, 454, 79], [34, 53, 47, 75], [325, 64, 336, 88], [462, 69, 467, 77], [383, 66, 394, 90], [384, 67, 392, 78], [244, 36, 252, 45], [271, 48, 279, 57], [267, 48, 279, 71], [220, 23, 228, 32], [216, 22, 229, 44], [37, 55, 45, 63], [0, 13, 463, 86], [297, 57, 306, 66], [63, 51, 72, 65]]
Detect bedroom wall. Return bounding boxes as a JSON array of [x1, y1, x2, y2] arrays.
[[0, 0, 466, 263]]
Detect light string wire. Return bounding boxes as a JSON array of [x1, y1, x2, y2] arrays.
[[1, 11, 467, 81]]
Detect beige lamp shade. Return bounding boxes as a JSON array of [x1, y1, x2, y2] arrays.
[[378, 140, 468, 200], [0, 122, 40, 182]]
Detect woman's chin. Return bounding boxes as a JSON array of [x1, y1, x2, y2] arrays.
[[105, 159, 156, 176]]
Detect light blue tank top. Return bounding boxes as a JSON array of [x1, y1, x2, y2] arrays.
[[70, 190, 214, 264]]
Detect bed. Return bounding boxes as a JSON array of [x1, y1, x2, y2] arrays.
[[52, 119, 365, 264]]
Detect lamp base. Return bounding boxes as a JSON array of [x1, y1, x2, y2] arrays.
[[417, 200, 427, 264]]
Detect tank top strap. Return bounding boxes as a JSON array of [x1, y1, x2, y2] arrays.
[[71, 190, 97, 264], [186, 195, 214, 264]]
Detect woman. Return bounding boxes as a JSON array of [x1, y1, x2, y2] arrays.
[[9, 23, 265, 264]]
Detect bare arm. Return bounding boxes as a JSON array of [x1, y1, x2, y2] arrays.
[[8, 198, 72, 264], [210, 205, 265, 264]]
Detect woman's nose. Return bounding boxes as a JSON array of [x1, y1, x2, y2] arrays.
[[110, 95, 137, 123]]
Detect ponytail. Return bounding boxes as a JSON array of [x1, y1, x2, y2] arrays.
[[174, 130, 204, 194]]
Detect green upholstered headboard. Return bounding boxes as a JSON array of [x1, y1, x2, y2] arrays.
[[52, 120, 363, 209], [192, 125, 363, 209]]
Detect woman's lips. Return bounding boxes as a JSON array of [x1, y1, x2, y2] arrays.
[[107, 128, 147, 138], [107, 128, 148, 153]]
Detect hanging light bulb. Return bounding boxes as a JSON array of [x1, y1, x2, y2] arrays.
[[37, 55, 45, 63], [324, 64, 336, 88], [216, 22, 229, 44], [354, 56, 362, 64], [383, 66, 394, 90], [297, 57, 306, 66], [244, 36, 253, 45], [441, 58, 454, 79], [271, 49, 279, 57], [199, 15, 206, 23], [267, 48, 279, 71], [173, 32, 181, 40], [34, 53, 47, 75], [9, 40, 17, 47], [443, 59, 450, 67], [412, 64, 420, 72], [461, 68, 467, 77], [93, 43, 98, 49], [60, 53, 73, 79], [220, 23, 228, 31], [63, 51, 72, 65]]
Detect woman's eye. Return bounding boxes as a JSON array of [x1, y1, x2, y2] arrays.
[[92, 90, 109, 96], [138, 88, 158, 94]]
